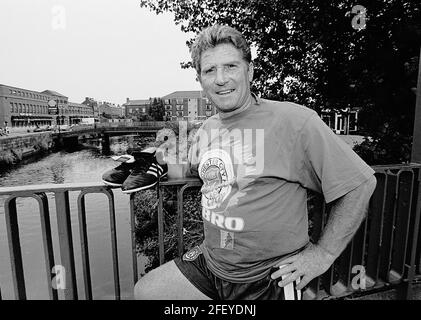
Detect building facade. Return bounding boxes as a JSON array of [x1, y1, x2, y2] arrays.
[[123, 98, 151, 120], [320, 107, 360, 135], [0, 85, 103, 130], [161, 91, 216, 121], [67, 102, 96, 124], [0, 84, 60, 129], [98, 101, 124, 121]]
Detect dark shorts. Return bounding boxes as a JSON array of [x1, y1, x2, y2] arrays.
[[174, 246, 303, 300]]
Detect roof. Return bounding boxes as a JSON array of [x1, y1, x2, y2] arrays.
[[41, 90, 68, 98], [124, 99, 151, 106], [161, 91, 204, 100], [68, 101, 89, 107]]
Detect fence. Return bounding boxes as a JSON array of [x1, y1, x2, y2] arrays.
[[0, 164, 420, 300]]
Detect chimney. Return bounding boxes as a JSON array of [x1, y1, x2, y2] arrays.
[[126, 97, 129, 103]]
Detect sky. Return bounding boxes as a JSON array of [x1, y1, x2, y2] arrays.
[[0, 0, 202, 105]]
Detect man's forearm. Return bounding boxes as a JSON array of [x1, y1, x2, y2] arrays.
[[317, 175, 377, 260]]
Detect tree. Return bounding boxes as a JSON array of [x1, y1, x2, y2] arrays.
[[148, 97, 165, 121], [140, 0, 421, 164]]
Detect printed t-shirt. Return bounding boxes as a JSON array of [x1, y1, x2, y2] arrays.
[[188, 97, 374, 282]]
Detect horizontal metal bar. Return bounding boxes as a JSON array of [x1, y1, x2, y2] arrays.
[[0, 182, 113, 195]]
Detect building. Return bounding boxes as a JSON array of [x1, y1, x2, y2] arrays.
[[40, 89, 69, 125], [81, 97, 100, 119], [0, 84, 62, 129], [67, 102, 96, 124], [161, 91, 217, 121], [320, 107, 360, 135], [98, 101, 124, 121], [123, 98, 151, 120]]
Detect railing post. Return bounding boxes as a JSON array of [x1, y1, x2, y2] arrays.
[[411, 47, 421, 164], [405, 48, 421, 299], [55, 190, 78, 300], [399, 168, 421, 299], [4, 197, 26, 300]]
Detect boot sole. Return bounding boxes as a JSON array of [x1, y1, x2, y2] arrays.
[[121, 173, 168, 194], [102, 180, 124, 187]]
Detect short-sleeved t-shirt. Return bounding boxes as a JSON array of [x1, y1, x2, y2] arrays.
[[188, 97, 374, 283]]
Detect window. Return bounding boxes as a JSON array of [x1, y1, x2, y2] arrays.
[[165, 111, 172, 116], [205, 105, 212, 111], [206, 111, 212, 117], [176, 111, 183, 117], [176, 98, 184, 104], [10, 102, 14, 113], [165, 105, 172, 110], [176, 105, 183, 111]]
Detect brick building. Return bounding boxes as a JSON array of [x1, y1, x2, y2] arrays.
[[67, 102, 96, 124], [0, 84, 101, 130], [0, 84, 61, 129], [123, 98, 151, 120], [161, 91, 216, 121], [98, 101, 124, 121]]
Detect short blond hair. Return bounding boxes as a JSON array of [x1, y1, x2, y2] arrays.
[[190, 24, 251, 74]]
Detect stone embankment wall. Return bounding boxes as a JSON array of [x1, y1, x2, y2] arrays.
[[0, 133, 54, 166]]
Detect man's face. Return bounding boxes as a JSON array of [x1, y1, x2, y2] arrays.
[[198, 43, 253, 113]]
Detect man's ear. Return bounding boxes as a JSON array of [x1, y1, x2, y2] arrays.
[[248, 62, 254, 82]]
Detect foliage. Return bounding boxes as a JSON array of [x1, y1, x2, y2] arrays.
[[148, 97, 165, 121], [134, 186, 203, 273], [140, 0, 421, 164]]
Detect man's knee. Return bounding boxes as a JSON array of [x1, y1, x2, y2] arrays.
[[133, 260, 210, 300], [134, 267, 163, 300]]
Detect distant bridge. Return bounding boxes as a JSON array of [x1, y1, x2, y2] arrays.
[[54, 121, 168, 139], [51, 121, 201, 150]]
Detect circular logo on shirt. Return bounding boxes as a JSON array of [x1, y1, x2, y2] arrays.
[[199, 149, 234, 209]]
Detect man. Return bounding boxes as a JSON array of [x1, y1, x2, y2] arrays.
[[134, 24, 376, 300]]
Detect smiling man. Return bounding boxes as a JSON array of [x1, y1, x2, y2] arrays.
[[134, 24, 377, 300]]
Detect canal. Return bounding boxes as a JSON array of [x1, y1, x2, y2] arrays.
[[0, 135, 155, 300]]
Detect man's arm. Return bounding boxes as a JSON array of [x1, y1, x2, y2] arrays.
[[271, 174, 377, 290]]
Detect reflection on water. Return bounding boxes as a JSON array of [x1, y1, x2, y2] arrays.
[[0, 135, 154, 300]]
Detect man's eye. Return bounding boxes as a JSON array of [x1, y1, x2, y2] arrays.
[[228, 64, 237, 69], [204, 68, 214, 74]]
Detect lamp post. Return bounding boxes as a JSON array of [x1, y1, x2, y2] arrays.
[[48, 99, 61, 135]]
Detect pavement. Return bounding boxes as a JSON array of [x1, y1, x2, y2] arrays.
[[0, 131, 52, 140], [1, 131, 367, 149], [338, 135, 366, 147]]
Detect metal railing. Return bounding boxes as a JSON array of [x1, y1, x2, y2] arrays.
[[303, 164, 421, 299], [0, 164, 420, 300], [0, 183, 140, 300]]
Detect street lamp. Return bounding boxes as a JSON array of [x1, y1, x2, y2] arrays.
[[48, 99, 61, 134]]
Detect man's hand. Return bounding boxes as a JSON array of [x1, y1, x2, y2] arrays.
[[270, 243, 336, 290]]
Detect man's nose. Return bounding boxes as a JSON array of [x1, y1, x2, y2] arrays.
[[215, 67, 228, 85]]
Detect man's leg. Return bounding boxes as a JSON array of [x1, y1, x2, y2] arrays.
[[134, 260, 211, 300]]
